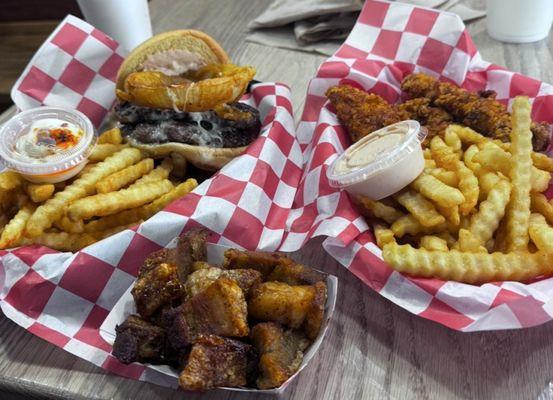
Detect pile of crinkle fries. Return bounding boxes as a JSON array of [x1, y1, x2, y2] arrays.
[[0, 127, 197, 252], [359, 97, 553, 284]]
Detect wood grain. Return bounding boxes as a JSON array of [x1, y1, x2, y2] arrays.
[[2, 0, 553, 399]]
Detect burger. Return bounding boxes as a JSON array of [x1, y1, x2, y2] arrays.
[[114, 30, 261, 171]]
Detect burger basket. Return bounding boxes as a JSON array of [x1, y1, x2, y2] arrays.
[[298, 0, 553, 331], [0, 15, 334, 392]]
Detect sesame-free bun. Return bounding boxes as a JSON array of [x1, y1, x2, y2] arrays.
[[116, 30, 230, 91]]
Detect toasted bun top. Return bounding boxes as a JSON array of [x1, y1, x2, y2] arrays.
[[116, 30, 231, 90]]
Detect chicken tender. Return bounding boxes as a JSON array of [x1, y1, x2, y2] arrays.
[[132, 262, 184, 319], [251, 322, 310, 389], [326, 85, 407, 142], [395, 97, 452, 139], [179, 334, 257, 391], [169, 277, 249, 349], [223, 248, 296, 277], [184, 267, 262, 299], [112, 314, 165, 364], [248, 281, 327, 340]]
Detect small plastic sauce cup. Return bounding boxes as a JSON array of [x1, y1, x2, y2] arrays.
[[327, 120, 427, 200], [0, 107, 96, 183]]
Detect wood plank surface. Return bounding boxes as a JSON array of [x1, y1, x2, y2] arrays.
[[2, 0, 553, 399]]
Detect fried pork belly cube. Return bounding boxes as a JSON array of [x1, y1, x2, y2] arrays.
[[267, 262, 326, 285], [112, 314, 165, 364], [248, 281, 327, 340], [184, 267, 262, 299], [169, 277, 249, 348], [251, 322, 310, 389], [175, 228, 210, 281], [191, 261, 214, 272], [138, 248, 176, 276], [223, 248, 295, 277], [179, 334, 257, 391], [132, 261, 184, 319]]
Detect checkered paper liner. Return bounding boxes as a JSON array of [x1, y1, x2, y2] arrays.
[[0, 16, 323, 390], [297, 0, 553, 331]]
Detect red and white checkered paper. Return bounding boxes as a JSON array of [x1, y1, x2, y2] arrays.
[[297, 0, 553, 331], [0, 16, 309, 388]]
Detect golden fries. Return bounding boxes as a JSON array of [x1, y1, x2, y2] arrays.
[[25, 183, 55, 203], [529, 213, 553, 253], [456, 161, 479, 215], [374, 224, 395, 248], [0, 204, 35, 248], [395, 190, 445, 227], [429, 168, 458, 187], [420, 235, 448, 251], [26, 148, 143, 237], [68, 179, 173, 220], [89, 144, 129, 162], [531, 192, 553, 225], [411, 174, 464, 208], [454, 229, 487, 253], [504, 97, 533, 252], [96, 158, 154, 193], [382, 242, 553, 284], [463, 144, 481, 174], [0, 171, 23, 191], [355, 196, 403, 224], [21, 232, 96, 252], [129, 158, 173, 188], [97, 127, 123, 145], [430, 136, 458, 170]]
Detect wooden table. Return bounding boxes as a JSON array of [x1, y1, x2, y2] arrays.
[[2, 0, 553, 399]]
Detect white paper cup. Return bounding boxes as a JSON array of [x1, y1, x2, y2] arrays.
[[76, 0, 153, 51], [487, 0, 553, 43]]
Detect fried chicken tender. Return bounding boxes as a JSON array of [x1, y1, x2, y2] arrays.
[[395, 97, 453, 139], [179, 334, 257, 391], [326, 85, 406, 142], [248, 281, 327, 340], [251, 322, 310, 389], [112, 314, 166, 364], [401, 73, 551, 150], [169, 277, 249, 349]]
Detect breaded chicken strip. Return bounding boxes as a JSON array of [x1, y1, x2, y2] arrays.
[[326, 85, 406, 142]]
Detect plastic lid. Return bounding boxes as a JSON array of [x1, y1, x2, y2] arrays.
[[327, 120, 427, 188], [0, 107, 95, 175]]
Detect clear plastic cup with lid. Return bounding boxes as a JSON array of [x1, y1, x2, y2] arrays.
[[0, 107, 96, 183], [327, 120, 427, 200]]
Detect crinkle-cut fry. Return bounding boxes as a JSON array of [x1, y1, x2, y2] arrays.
[[0, 204, 35, 249], [456, 161, 479, 215], [477, 168, 502, 201], [468, 179, 511, 245], [84, 178, 198, 232], [391, 214, 446, 237], [22, 232, 96, 252], [129, 158, 173, 188], [444, 129, 462, 157], [411, 174, 465, 208], [395, 190, 445, 227], [447, 124, 487, 146], [453, 229, 487, 253], [429, 168, 458, 187], [505, 97, 533, 252], [25, 183, 55, 203], [355, 196, 404, 224], [382, 242, 553, 284], [531, 192, 553, 225], [0, 171, 23, 191], [419, 235, 448, 251], [96, 158, 154, 193], [430, 136, 458, 170], [499, 142, 553, 172], [26, 148, 143, 237], [475, 142, 549, 192], [463, 145, 481, 174], [423, 148, 432, 159], [374, 224, 395, 248], [434, 203, 460, 226], [97, 127, 123, 145], [89, 144, 129, 162], [424, 159, 437, 170], [529, 213, 553, 253], [54, 216, 85, 234], [68, 179, 173, 221], [76, 163, 96, 178], [92, 221, 145, 241]]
